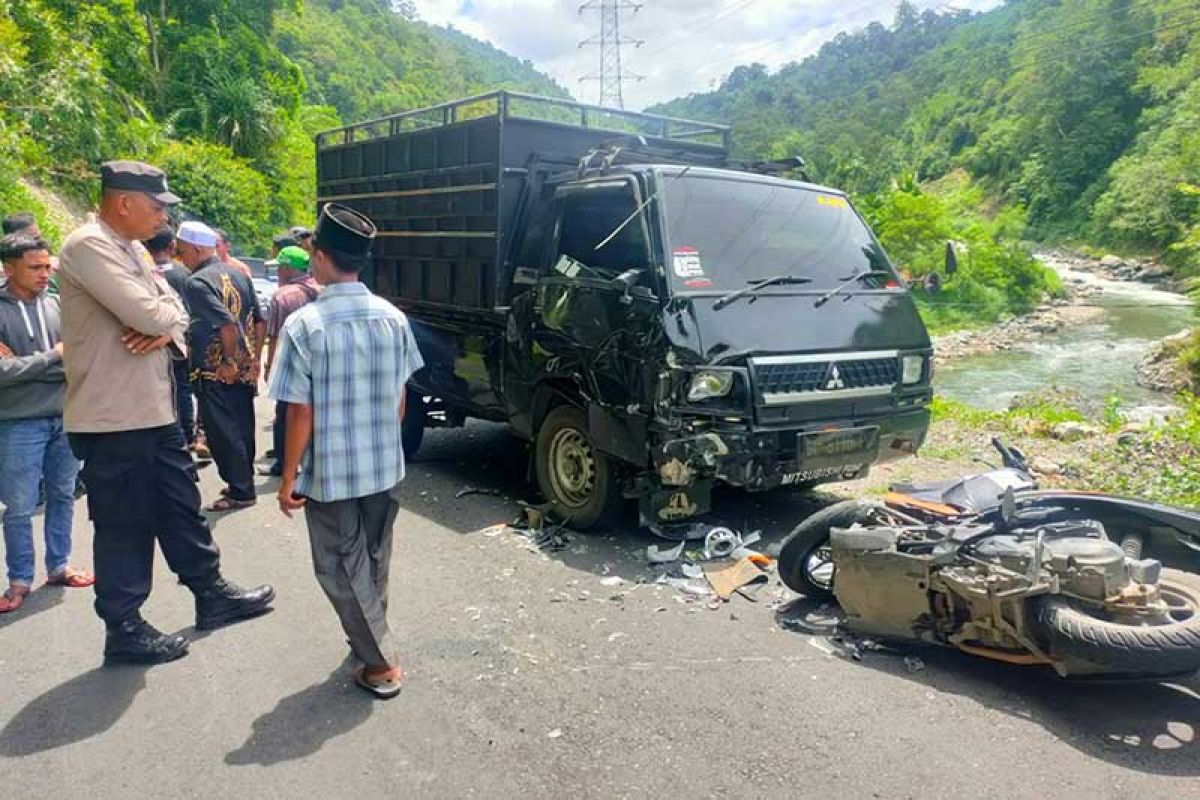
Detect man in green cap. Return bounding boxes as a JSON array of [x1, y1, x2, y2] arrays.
[[261, 244, 319, 476]]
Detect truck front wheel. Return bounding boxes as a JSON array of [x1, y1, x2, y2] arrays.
[[535, 405, 621, 529]]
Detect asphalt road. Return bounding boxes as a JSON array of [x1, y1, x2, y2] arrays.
[[1, 401, 1198, 798]]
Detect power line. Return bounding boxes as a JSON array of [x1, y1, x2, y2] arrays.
[[579, 0, 645, 109], [1005, 0, 1167, 58], [651, 0, 765, 58]]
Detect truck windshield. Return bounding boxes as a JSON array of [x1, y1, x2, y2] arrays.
[[661, 174, 896, 292]]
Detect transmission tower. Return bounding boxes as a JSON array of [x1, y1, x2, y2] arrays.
[[578, 1, 644, 109]]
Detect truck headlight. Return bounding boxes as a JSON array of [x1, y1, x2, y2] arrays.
[[901, 355, 925, 385], [688, 371, 735, 402]]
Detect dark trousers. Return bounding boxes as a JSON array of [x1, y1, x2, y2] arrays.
[[271, 400, 287, 471], [70, 425, 221, 626], [172, 360, 196, 445], [196, 380, 256, 501], [304, 486, 402, 669]]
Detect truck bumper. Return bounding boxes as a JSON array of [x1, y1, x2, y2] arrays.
[[639, 407, 930, 525]]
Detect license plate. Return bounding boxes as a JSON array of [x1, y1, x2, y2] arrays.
[[798, 427, 879, 468]]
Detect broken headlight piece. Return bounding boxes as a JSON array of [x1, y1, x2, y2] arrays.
[[687, 370, 735, 402]]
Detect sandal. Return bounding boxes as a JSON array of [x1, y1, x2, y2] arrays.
[[206, 496, 256, 512], [354, 665, 404, 700], [0, 584, 31, 614], [45, 567, 95, 589]]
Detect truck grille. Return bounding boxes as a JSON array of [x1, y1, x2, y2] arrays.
[[752, 352, 899, 405]]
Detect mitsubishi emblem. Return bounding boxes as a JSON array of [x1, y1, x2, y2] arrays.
[[825, 364, 845, 390]]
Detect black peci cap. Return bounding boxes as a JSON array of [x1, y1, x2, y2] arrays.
[[314, 204, 376, 257], [273, 233, 299, 249], [100, 160, 181, 205]]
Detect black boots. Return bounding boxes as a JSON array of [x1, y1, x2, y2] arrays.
[[104, 617, 189, 665], [104, 578, 275, 665], [193, 577, 275, 630]]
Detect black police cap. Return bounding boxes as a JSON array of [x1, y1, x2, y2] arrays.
[[100, 160, 181, 205], [314, 204, 376, 257]]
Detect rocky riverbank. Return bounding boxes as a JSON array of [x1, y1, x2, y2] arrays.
[[1136, 328, 1196, 393], [932, 251, 1108, 365], [1047, 249, 1182, 290]]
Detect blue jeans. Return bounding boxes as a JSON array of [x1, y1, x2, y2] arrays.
[[0, 417, 79, 585]]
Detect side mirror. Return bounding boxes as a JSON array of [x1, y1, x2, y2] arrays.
[[944, 241, 959, 275]]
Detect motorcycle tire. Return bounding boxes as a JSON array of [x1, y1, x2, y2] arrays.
[[777, 500, 882, 600], [1031, 568, 1200, 677]]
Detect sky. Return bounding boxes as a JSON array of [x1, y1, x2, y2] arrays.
[[415, 0, 1002, 110]]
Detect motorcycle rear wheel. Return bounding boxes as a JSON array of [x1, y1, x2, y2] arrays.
[[777, 500, 884, 600], [1032, 568, 1200, 677]]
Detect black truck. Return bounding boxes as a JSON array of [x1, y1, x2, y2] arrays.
[[315, 91, 933, 528]]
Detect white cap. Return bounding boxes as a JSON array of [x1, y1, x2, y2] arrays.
[[177, 220, 218, 248]]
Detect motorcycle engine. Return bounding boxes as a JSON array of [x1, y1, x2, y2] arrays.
[[971, 520, 1128, 599]]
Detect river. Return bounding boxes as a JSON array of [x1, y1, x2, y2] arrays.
[[935, 255, 1195, 414]]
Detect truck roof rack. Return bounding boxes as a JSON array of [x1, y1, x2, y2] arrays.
[[316, 90, 732, 153]]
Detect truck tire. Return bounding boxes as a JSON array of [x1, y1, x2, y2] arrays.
[[1031, 568, 1200, 678], [777, 500, 881, 600], [535, 405, 621, 529], [402, 393, 427, 460]]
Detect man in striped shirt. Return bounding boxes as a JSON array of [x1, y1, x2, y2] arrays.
[[268, 204, 423, 700]]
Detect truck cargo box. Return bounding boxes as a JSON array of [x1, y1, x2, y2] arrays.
[[315, 91, 730, 315]]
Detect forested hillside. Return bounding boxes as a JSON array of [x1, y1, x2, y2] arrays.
[[652, 0, 1200, 273], [0, 0, 566, 252]]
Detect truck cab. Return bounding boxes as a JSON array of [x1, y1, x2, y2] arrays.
[[316, 92, 932, 528]]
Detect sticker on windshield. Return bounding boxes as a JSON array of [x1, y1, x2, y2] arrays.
[[673, 246, 704, 278], [816, 195, 848, 209]]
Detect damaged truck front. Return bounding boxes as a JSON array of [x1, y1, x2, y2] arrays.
[[316, 92, 933, 528]]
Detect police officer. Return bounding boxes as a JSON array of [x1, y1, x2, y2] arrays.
[[58, 161, 274, 665]]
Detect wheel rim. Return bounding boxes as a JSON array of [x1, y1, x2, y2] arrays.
[[1111, 576, 1200, 626], [548, 427, 596, 509], [1157, 582, 1199, 625], [804, 543, 835, 591]]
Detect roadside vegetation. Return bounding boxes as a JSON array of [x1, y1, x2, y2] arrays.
[[0, 0, 565, 252], [929, 392, 1200, 508]]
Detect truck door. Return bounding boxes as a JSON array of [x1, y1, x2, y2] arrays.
[[534, 179, 658, 407]]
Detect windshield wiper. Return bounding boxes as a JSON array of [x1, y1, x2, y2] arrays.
[[813, 270, 892, 308], [712, 274, 813, 311]]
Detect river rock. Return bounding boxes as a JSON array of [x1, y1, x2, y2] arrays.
[[1140, 262, 1173, 282], [1135, 329, 1194, 393], [1050, 421, 1101, 441], [1100, 254, 1124, 267], [1031, 457, 1062, 476]]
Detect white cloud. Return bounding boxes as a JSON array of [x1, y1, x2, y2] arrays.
[[415, 0, 1002, 110]]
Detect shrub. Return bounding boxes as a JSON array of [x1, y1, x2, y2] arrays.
[[151, 139, 272, 254]]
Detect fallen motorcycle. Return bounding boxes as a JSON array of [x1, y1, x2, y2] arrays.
[[777, 441, 1200, 678]]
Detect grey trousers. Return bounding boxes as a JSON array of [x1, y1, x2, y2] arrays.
[[303, 485, 402, 669]]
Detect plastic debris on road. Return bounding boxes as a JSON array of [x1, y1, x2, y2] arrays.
[[703, 556, 770, 600]]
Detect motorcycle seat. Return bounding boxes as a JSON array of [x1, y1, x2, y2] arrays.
[[890, 479, 960, 502], [891, 469, 1037, 514]]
